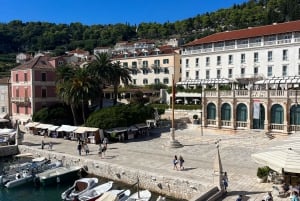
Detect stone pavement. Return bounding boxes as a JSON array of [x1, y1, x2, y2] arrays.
[[20, 126, 294, 201]]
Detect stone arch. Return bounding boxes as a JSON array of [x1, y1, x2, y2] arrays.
[[221, 103, 231, 121]]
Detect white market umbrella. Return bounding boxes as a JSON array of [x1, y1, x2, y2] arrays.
[[251, 148, 300, 173]]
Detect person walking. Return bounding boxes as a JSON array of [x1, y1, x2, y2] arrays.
[[103, 137, 108, 149], [84, 143, 89, 155], [48, 142, 53, 150], [102, 143, 107, 157], [236, 195, 242, 201], [263, 192, 273, 201], [41, 140, 45, 149], [98, 143, 103, 158], [222, 172, 228, 191], [173, 155, 178, 170], [77, 143, 82, 155], [179, 155, 185, 170]]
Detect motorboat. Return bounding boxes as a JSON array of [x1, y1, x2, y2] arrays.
[[126, 190, 151, 201], [61, 177, 99, 201], [96, 189, 131, 201], [78, 181, 113, 201], [36, 165, 82, 186], [0, 158, 62, 188]]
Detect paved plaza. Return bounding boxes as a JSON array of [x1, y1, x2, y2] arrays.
[[20, 126, 296, 201]]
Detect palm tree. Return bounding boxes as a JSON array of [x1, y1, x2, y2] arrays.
[[88, 53, 113, 109], [111, 61, 132, 105], [56, 65, 78, 125]]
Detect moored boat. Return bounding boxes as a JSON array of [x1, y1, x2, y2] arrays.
[[126, 190, 151, 201], [78, 181, 113, 201], [96, 189, 131, 201], [61, 177, 99, 201], [36, 165, 82, 186]]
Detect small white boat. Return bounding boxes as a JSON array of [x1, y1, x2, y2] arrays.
[[0, 158, 62, 188], [36, 165, 82, 186], [126, 190, 151, 201], [61, 177, 99, 201], [78, 181, 113, 201], [96, 189, 131, 201]]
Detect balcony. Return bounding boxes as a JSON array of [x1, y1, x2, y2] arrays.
[[11, 97, 31, 103]]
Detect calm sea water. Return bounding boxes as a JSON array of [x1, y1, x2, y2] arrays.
[[0, 157, 181, 201]]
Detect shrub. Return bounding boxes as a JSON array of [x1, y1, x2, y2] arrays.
[[257, 166, 270, 178]]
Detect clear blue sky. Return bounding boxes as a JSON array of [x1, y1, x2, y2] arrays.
[[0, 0, 248, 25]]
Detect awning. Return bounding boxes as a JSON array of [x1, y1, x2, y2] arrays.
[[135, 123, 149, 129], [24, 122, 40, 128], [0, 128, 15, 135], [251, 148, 300, 173], [105, 127, 128, 134], [35, 123, 54, 129], [255, 76, 300, 85], [176, 78, 236, 85], [0, 113, 8, 119], [74, 126, 99, 134], [48, 125, 60, 131], [56, 125, 78, 132], [0, 119, 9, 123]]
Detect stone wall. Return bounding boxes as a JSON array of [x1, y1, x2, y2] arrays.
[[0, 145, 18, 157], [18, 145, 208, 200]]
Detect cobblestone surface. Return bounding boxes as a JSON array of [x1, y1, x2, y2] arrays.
[[20, 126, 297, 201]]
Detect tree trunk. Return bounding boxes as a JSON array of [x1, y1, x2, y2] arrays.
[[113, 83, 118, 105], [82, 101, 86, 124], [70, 104, 78, 126]]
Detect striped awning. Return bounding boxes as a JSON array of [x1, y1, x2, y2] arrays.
[[177, 78, 236, 85], [255, 76, 300, 84]]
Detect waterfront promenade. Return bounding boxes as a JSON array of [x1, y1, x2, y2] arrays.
[[20, 126, 294, 201]]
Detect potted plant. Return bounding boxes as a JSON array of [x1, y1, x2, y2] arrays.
[[256, 166, 270, 183], [193, 114, 199, 124]]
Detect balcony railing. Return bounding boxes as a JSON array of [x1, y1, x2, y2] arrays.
[[207, 119, 216, 125], [270, 123, 284, 131], [236, 121, 247, 128], [221, 120, 231, 127], [11, 97, 30, 103]]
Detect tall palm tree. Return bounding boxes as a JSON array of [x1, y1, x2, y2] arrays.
[[69, 67, 98, 123], [111, 61, 132, 105], [88, 53, 113, 109]]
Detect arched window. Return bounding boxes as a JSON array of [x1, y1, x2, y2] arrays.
[[271, 104, 284, 124], [236, 103, 247, 121], [290, 105, 300, 125], [207, 103, 216, 119], [221, 103, 231, 121]]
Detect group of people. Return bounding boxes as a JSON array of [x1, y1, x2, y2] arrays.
[[77, 141, 89, 155], [173, 155, 184, 171], [41, 140, 53, 150]]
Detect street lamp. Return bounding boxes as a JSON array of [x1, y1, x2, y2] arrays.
[[200, 111, 203, 136]]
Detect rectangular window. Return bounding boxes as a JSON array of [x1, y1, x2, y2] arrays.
[[217, 69, 221, 78], [41, 73, 46, 81], [228, 69, 232, 78], [217, 56, 221, 65], [268, 51, 273, 62], [298, 64, 300, 76], [254, 52, 259, 63], [205, 57, 210, 66], [15, 74, 19, 82], [282, 65, 288, 76], [241, 68, 245, 75], [254, 67, 258, 75], [164, 68, 169, 74], [206, 70, 210, 79], [131, 69, 137, 75], [186, 71, 189, 79], [163, 59, 169, 64], [241, 54, 245, 64], [195, 71, 199, 79], [299, 48, 300, 60], [154, 68, 160, 74], [154, 78, 160, 84], [228, 55, 233, 65], [132, 61, 137, 68], [142, 61, 148, 68], [16, 105, 19, 114], [16, 88, 19, 97], [42, 88, 47, 98], [154, 60, 160, 67], [185, 59, 189, 68], [24, 73, 27, 81], [25, 106, 28, 114], [267, 66, 273, 77], [143, 69, 148, 75], [195, 58, 199, 67], [283, 49, 288, 61], [143, 79, 148, 84], [123, 62, 128, 67], [133, 79, 136, 85], [163, 78, 169, 84]]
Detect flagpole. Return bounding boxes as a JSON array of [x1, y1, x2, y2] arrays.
[[165, 74, 183, 148]]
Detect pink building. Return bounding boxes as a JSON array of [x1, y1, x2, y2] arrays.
[[11, 56, 58, 124]]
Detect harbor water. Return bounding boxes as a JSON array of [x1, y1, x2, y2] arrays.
[[0, 157, 182, 201]]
